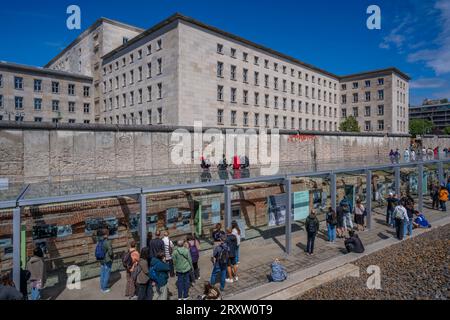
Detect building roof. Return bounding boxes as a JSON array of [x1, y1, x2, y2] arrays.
[[340, 67, 411, 81], [102, 13, 411, 82], [0, 61, 93, 81], [410, 102, 450, 109], [44, 17, 144, 68]]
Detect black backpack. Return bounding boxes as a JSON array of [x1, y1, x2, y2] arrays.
[[217, 245, 229, 266], [307, 218, 318, 233], [122, 250, 134, 270]]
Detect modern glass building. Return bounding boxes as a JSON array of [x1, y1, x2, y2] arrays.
[[410, 100, 450, 131]]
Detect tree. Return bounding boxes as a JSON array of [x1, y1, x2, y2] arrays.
[[409, 119, 433, 136], [444, 127, 450, 135], [339, 116, 361, 132]]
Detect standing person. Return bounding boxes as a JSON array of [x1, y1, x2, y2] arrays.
[[421, 147, 426, 161], [336, 205, 345, 238], [410, 149, 416, 162], [386, 193, 398, 227], [135, 247, 152, 300], [26, 246, 46, 300], [212, 223, 226, 247], [305, 211, 320, 255], [123, 240, 140, 299], [150, 251, 170, 300], [404, 149, 410, 163], [162, 231, 175, 277], [354, 200, 365, 231], [20, 264, 31, 300], [231, 221, 241, 265], [404, 202, 414, 238], [325, 208, 337, 243], [439, 185, 449, 211], [148, 230, 165, 261], [96, 229, 114, 294], [394, 149, 400, 163], [172, 240, 193, 300], [431, 184, 440, 210], [393, 201, 408, 240], [210, 235, 229, 292], [0, 273, 23, 300], [225, 228, 238, 282], [389, 150, 395, 164], [187, 234, 201, 281], [340, 197, 353, 231]]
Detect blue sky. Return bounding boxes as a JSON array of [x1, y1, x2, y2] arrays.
[[0, 0, 449, 106]]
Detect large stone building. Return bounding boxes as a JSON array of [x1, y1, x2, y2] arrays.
[[0, 13, 410, 133], [410, 99, 450, 131]]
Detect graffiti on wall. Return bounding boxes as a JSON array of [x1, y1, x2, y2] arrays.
[[287, 134, 317, 143]]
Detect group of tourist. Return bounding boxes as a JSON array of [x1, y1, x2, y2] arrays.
[[389, 146, 447, 164]]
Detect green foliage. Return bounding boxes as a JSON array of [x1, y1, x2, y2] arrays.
[[409, 119, 433, 136], [339, 116, 361, 132]]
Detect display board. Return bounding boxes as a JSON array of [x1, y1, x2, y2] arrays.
[[268, 194, 288, 226], [293, 191, 309, 221]]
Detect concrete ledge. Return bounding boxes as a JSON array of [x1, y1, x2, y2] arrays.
[[263, 264, 360, 300], [227, 215, 450, 300]]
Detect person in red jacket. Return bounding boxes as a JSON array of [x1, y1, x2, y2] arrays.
[[232, 155, 241, 170]]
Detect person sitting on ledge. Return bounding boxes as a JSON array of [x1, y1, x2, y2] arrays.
[[267, 258, 287, 282], [344, 230, 365, 254], [412, 210, 432, 229]]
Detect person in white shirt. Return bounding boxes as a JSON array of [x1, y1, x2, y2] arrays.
[[162, 231, 175, 277], [410, 149, 416, 162], [231, 221, 241, 281], [393, 202, 409, 240]]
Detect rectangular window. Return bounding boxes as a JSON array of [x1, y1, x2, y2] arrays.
[[254, 56, 259, 65], [68, 84, 75, 95], [157, 58, 162, 75], [34, 117, 42, 122], [138, 67, 143, 81], [274, 77, 278, 90], [283, 79, 287, 92], [157, 108, 162, 123], [34, 79, 42, 92], [282, 66, 287, 74], [254, 72, 259, 86], [243, 52, 248, 62], [138, 49, 142, 60], [217, 109, 224, 124], [0, 74, 2, 87], [14, 77, 23, 90], [264, 75, 269, 88], [147, 110, 152, 125], [264, 59, 269, 69], [52, 81, 59, 94], [243, 112, 249, 126], [274, 63, 278, 72], [138, 89, 143, 104], [342, 108, 347, 118], [147, 86, 152, 102], [147, 44, 152, 55], [264, 94, 269, 108], [353, 107, 359, 117], [378, 90, 384, 100], [130, 70, 134, 84], [16, 116, 24, 122], [83, 86, 90, 97], [254, 113, 259, 127], [217, 85, 224, 101], [231, 111, 237, 125], [123, 93, 127, 107], [217, 43, 223, 54], [365, 106, 371, 117], [130, 91, 134, 105], [353, 82, 359, 89], [0, 95, 3, 108], [291, 99, 295, 112], [15, 97, 23, 109], [365, 121, 371, 131], [243, 68, 248, 83], [52, 100, 59, 112], [274, 115, 279, 128], [291, 117, 295, 129], [34, 98, 42, 110], [231, 88, 237, 103], [365, 91, 371, 101], [157, 83, 162, 99], [378, 120, 384, 131], [265, 114, 270, 128], [365, 80, 371, 87], [341, 84, 347, 90], [353, 93, 358, 103], [283, 116, 287, 129], [231, 65, 236, 80], [68, 102, 75, 113], [217, 62, 223, 77], [231, 48, 236, 58], [254, 92, 259, 106], [283, 98, 287, 110], [378, 105, 384, 116], [274, 96, 279, 109], [378, 78, 384, 85], [130, 54, 134, 64]]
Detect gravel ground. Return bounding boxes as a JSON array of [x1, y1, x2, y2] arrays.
[[299, 224, 450, 300]]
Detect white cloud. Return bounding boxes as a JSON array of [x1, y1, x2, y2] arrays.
[[410, 77, 447, 89]]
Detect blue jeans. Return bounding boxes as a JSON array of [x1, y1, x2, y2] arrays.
[[327, 224, 336, 242], [176, 272, 190, 299], [404, 220, 413, 237], [440, 201, 447, 211], [100, 262, 112, 291], [30, 287, 40, 300], [210, 264, 227, 290], [235, 246, 240, 264]]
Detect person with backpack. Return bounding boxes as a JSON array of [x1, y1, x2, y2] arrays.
[[135, 247, 152, 300], [123, 240, 140, 299], [225, 228, 238, 283], [26, 246, 46, 300], [231, 221, 241, 265], [172, 240, 193, 300], [326, 208, 338, 243], [162, 231, 175, 277], [150, 251, 170, 300], [95, 229, 114, 294], [439, 185, 449, 212], [210, 235, 229, 292], [212, 223, 226, 247], [187, 234, 201, 281], [305, 211, 320, 255], [394, 201, 409, 240]]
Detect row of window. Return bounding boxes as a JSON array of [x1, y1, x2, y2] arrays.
[[0, 75, 90, 96], [0, 95, 90, 113], [341, 91, 384, 104], [216, 43, 338, 90], [102, 108, 163, 125], [0, 115, 90, 124], [217, 109, 339, 131], [397, 120, 407, 132], [396, 91, 407, 104], [103, 84, 163, 111], [217, 62, 338, 103], [397, 105, 407, 118], [362, 120, 385, 132], [103, 38, 163, 75], [103, 58, 163, 92], [217, 86, 338, 117], [341, 78, 384, 90], [341, 105, 385, 118], [396, 79, 407, 90]]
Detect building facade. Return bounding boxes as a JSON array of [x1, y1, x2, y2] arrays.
[[1, 13, 411, 133], [410, 100, 450, 131], [0, 62, 93, 123]]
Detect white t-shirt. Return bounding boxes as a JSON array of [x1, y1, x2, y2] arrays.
[[232, 228, 241, 246]]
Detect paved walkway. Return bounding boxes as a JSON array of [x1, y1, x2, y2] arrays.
[[47, 202, 449, 300]]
